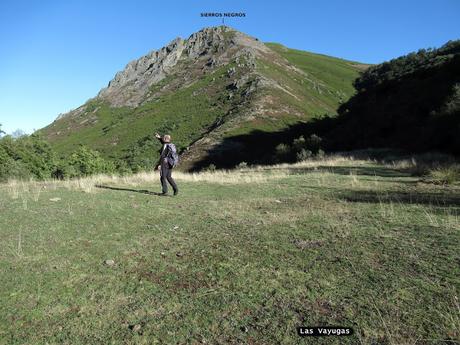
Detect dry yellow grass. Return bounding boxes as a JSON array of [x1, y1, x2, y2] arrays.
[[0, 156, 380, 199], [1, 154, 453, 198], [2, 164, 295, 195]]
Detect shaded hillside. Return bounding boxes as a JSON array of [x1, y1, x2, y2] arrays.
[[313, 40, 460, 155], [194, 40, 460, 169], [39, 26, 365, 171]]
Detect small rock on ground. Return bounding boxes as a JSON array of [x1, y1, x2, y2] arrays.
[[104, 259, 115, 266]]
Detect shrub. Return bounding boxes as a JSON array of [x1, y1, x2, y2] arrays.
[[205, 164, 216, 172], [236, 161, 248, 169], [316, 149, 325, 159], [292, 136, 306, 152], [124, 135, 159, 173], [0, 133, 57, 181], [296, 149, 312, 162], [274, 143, 291, 162], [0, 133, 126, 181], [0, 157, 32, 181], [64, 146, 115, 178], [305, 134, 323, 154], [429, 165, 460, 184], [273, 134, 325, 164], [441, 83, 460, 115]]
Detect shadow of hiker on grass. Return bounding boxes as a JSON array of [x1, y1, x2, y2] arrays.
[[286, 165, 413, 179], [95, 185, 163, 196], [337, 189, 460, 208]]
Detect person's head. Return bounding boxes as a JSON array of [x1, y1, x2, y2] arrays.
[[163, 134, 171, 143]]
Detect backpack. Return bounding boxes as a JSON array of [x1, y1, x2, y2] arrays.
[[165, 143, 179, 168]]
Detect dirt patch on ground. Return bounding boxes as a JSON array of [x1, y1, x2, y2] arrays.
[[129, 264, 217, 293], [293, 239, 324, 249]]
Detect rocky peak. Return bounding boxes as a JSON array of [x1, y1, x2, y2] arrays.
[[95, 26, 273, 107], [97, 36, 186, 105]]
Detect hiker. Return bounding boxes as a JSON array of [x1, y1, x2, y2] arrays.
[[155, 133, 179, 196]]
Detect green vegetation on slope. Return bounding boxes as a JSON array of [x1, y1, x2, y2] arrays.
[[41, 62, 250, 161], [221, 44, 364, 139], [266, 43, 364, 106], [0, 158, 459, 344]]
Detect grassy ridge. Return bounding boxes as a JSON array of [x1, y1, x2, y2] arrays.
[[222, 44, 364, 138], [1, 158, 459, 344], [266, 43, 364, 105]]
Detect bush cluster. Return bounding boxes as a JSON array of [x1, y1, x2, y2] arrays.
[[274, 134, 325, 163], [0, 130, 116, 182]]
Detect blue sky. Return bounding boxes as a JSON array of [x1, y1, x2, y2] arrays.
[[0, 0, 459, 134]]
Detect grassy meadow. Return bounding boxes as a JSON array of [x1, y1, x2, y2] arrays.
[[0, 156, 459, 344]]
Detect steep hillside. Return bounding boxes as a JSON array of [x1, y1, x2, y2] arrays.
[[39, 26, 365, 170], [306, 40, 460, 155]]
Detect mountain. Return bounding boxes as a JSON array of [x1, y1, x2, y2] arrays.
[[39, 26, 366, 171]]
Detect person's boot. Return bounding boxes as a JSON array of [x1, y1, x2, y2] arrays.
[[173, 189, 179, 196]]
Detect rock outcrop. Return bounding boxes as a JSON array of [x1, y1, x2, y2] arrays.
[[95, 26, 273, 108]]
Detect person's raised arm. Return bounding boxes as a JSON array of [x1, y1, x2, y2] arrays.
[[154, 132, 164, 144]]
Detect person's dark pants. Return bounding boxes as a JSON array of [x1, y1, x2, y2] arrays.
[[160, 159, 178, 194]]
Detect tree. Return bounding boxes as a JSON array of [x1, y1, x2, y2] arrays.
[[124, 135, 160, 172], [0, 133, 57, 181]]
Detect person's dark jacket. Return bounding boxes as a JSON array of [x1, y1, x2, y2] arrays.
[[156, 137, 170, 169]]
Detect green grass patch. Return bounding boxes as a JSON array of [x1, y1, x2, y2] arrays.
[[1, 158, 459, 344], [266, 43, 365, 100]]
